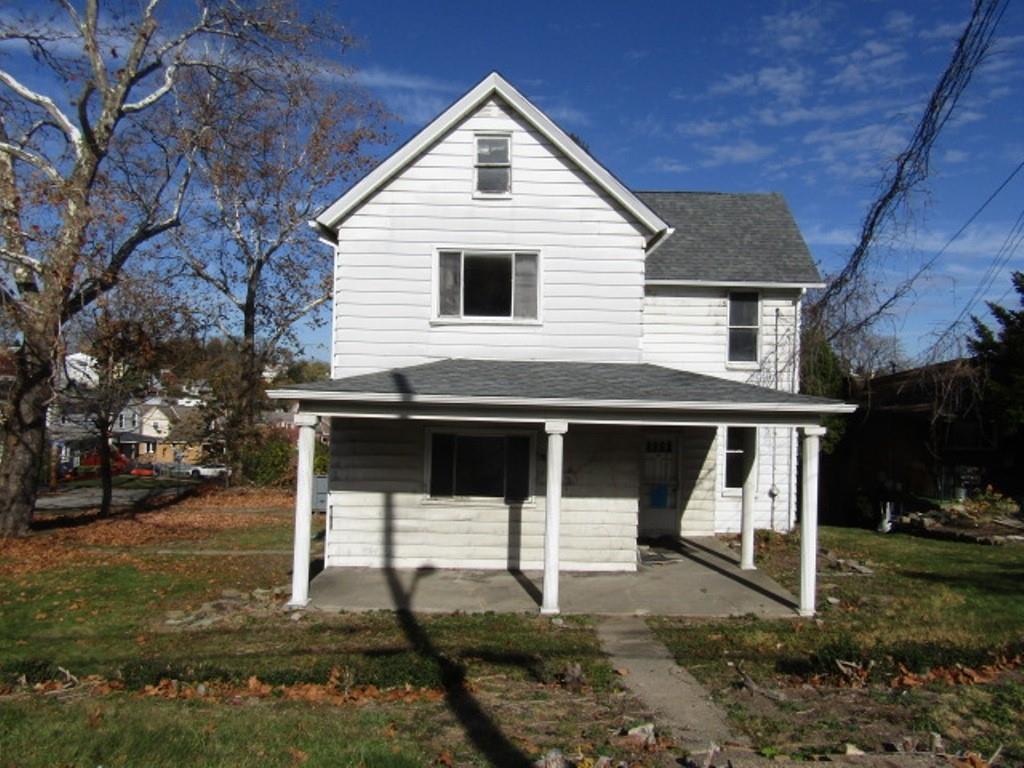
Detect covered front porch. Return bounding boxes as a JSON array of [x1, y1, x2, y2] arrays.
[[269, 359, 854, 618], [307, 536, 797, 617]]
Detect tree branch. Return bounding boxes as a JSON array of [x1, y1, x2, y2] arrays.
[[0, 141, 62, 183], [0, 69, 82, 154]]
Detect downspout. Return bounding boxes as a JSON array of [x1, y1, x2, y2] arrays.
[[789, 289, 805, 530]]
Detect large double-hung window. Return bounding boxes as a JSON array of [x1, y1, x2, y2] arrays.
[[437, 250, 538, 320], [428, 432, 532, 502]]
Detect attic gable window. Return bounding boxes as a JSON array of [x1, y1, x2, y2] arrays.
[[475, 134, 510, 195], [438, 250, 538, 320], [727, 292, 760, 363]]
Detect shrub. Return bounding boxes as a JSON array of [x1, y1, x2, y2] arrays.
[[238, 428, 294, 486]]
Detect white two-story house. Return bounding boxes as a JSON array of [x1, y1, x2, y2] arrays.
[[270, 73, 853, 616]]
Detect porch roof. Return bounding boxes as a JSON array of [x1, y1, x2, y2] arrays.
[[268, 359, 852, 418]]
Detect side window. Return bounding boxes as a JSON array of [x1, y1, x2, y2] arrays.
[[475, 135, 510, 195], [728, 292, 759, 363], [724, 427, 756, 489]]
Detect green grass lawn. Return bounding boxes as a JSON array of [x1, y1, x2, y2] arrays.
[[650, 527, 1024, 759], [0, 496, 637, 767]]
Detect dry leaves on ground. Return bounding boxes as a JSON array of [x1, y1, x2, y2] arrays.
[[141, 673, 444, 706], [0, 489, 291, 576]]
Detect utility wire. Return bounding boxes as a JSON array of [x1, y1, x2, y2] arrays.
[[918, 160, 1024, 359]]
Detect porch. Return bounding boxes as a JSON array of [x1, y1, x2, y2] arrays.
[[308, 536, 797, 617], [268, 359, 855, 617]]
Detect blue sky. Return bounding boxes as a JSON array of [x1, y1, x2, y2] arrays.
[[334, 0, 1024, 360], [2, 1, 1022, 364]]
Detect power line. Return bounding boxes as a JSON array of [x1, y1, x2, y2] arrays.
[[919, 160, 1024, 359]]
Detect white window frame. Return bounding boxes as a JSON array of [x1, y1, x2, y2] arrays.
[[431, 248, 542, 325], [722, 426, 757, 497], [473, 132, 512, 198], [422, 427, 537, 505], [726, 291, 761, 368]]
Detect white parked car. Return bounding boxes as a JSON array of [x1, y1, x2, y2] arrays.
[[190, 463, 232, 479]]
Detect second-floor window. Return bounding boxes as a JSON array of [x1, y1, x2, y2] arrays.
[[475, 134, 510, 194], [438, 250, 538, 320], [728, 292, 759, 363]]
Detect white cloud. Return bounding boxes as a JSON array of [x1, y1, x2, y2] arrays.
[[708, 72, 756, 96], [760, 8, 827, 52], [698, 139, 774, 167], [943, 149, 970, 163], [756, 96, 905, 127], [543, 103, 591, 127], [919, 20, 965, 41], [709, 66, 810, 103], [350, 67, 460, 94], [884, 10, 915, 36], [675, 118, 737, 137], [827, 40, 909, 91], [650, 156, 691, 174]]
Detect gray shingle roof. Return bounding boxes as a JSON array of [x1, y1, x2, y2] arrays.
[[277, 359, 839, 409], [636, 191, 822, 284]]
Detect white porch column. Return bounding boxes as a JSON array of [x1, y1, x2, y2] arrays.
[[799, 425, 827, 617], [288, 412, 319, 608], [541, 420, 569, 616], [740, 428, 758, 571]]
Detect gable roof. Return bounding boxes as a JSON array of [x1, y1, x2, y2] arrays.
[[270, 358, 851, 414], [314, 72, 668, 237], [637, 192, 823, 287]]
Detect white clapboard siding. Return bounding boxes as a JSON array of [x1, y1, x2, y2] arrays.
[[642, 286, 802, 391], [327, 419, 640, 571], [332, 97, 647, 377], [713, 425, 796, 533]]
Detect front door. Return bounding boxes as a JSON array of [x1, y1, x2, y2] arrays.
[[639, 434, 679, 537]]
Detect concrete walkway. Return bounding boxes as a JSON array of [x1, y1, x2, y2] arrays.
[[596, 616, 736, 753], [309, 537, 797, 617]]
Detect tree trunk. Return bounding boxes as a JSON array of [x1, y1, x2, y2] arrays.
[[97, 423, 113, 518], [0, 344, 54, 537]]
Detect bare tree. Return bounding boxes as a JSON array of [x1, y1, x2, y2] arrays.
[[176, 65, 386, 469], [804, 0, 1008, 358], [0, 1, 351, 535]]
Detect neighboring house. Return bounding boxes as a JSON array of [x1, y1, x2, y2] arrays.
[[270, 73, 852, 615], [114, 399, 204, 464]]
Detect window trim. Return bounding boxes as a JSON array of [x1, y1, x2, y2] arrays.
[[726, 290, 761, 369], [473, 132, 512, 198], [722, 426, 757, 497], [422, 427, 537, 504], [431, 247, 542, 325]]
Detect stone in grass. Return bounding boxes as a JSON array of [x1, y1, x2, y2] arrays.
[[533, 749, 567, 768], [220, 589, 245, 600], [844, 743, 865, 756], [624, 722, 656, 747], [826, 596, 841, 606]]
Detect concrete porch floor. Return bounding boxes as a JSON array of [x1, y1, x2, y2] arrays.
[[308, 537, 798, 617]]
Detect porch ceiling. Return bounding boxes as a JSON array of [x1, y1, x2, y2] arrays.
[[268, 359, 853, 426]]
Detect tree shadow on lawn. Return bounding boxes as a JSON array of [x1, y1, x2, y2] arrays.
[[30, 486, 199, 532], [896, 563, 1024, 599], [381, 489, 534, 768]]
